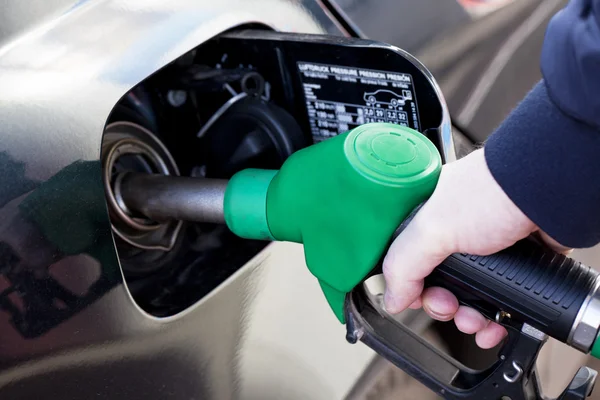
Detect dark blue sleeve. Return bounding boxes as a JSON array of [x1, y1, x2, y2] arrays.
[[484, 0, 600, 248]]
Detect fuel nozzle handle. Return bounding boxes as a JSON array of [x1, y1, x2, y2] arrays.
[[427, 237, 600, 355], [371, 205, 600, 356]]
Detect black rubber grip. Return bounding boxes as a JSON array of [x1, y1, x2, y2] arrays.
[[425, 239, 598, 342]]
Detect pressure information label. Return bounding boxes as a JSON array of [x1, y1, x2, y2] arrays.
[[297, 62, 420, 142]]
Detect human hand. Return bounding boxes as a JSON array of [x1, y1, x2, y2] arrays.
[[382, 148, 570, 348]]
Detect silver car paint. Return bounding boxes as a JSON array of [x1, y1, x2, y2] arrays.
[[0, 1, 380, 399]]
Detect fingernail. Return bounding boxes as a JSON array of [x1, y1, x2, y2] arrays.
[[423, 305, 453, 321]]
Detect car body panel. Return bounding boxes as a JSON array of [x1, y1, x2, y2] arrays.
[[0, 2, 378, 399]]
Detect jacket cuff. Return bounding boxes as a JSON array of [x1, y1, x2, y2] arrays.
[[485, 80, 600, 248]]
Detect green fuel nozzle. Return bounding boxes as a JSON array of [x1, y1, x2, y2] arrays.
[[221, 122, 600, 359], [223, 123, 442, 321]]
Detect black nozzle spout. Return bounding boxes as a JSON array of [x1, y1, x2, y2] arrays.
[[116, 173, 228, 224]]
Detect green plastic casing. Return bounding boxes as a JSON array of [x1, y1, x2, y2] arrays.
[[224, 169, 277, 240], [224, 123, 442, 322]]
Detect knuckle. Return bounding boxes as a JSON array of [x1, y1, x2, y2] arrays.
[[411, 215, 453, 257]]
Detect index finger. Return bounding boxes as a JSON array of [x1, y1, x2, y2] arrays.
[[382, 211, 450, 314]]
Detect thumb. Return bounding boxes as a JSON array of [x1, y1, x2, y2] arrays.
[[382, 208, 450, 314]]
